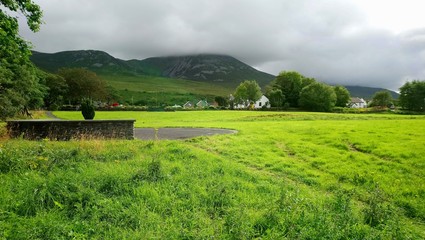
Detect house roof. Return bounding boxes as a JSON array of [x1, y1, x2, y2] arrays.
[[196, 100, 208, 107], [351, 97, 366, 103], [183, 101, 193, 108]]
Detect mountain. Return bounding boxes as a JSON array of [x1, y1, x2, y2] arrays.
[[31, 51, 274, 87], [130, 54, 275, 87], [31, 50, 399, 99], [31, 50, 142, 75], [344, 86, 399, 99]]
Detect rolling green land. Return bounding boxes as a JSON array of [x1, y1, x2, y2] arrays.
[[1, 111, 424, 238], [101, 74, 231, 105]]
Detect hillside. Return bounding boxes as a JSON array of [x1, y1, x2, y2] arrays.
[[131, 54, 275, 87], [344, 85, 399, 99], [31, 51, 274, 87], [30, 50, 399, 100], [31, 50, 138, 75]]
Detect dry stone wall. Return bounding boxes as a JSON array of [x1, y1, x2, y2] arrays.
[[6, 120, 135, 140]]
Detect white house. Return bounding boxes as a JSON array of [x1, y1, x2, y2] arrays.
[[254, 95, 271, 109], [349, 97, 367, 108], [234, 95, 270, 109]]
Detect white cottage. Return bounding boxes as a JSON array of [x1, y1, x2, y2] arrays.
[[234, 95, 270, 109], [349, 97, 367, 108], [254, 95, 271, 109]]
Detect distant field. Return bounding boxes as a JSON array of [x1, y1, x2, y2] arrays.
[[1, 111, 424, 238], [101, 74, 231, 96], [101, 74, 232, 105]]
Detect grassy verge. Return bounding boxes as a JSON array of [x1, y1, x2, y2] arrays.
[[1, 111, 424, 238]]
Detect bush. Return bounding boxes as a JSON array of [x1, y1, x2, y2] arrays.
[[81, 98, 95, 120]]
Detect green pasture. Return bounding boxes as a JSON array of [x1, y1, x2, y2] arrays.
[[101, 74, 231, 105], [1, 111, 424, 238], [101, 74, 231, 96]]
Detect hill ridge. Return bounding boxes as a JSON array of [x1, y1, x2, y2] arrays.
[[30, 50, 399, 98], [31, 50, 274, 87]]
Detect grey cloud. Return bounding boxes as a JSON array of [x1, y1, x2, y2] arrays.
[[19, 0, 425, 90]]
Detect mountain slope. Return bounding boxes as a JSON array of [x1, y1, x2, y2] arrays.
[[30, 50, 399, 99], [344, 85, 399, 99], [132, 54, 275, 87], [31, 51, 275, 87], [30, 50, 141, 75]]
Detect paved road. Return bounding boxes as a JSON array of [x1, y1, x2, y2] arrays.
[[134, 128, 236, 140], [46, 112, 235, 140]]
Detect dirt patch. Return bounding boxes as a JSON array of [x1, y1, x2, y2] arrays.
[[134, 128, 237, 140]]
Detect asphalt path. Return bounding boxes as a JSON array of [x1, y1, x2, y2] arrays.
[[134, 128, 237, 140], [46, 112, 236, 140]]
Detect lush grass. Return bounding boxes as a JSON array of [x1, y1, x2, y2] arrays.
[[101, 74, 231, 105], [114, 89, 218, 106], [102, 74, 230, 95], [1, 111, 425, 238]]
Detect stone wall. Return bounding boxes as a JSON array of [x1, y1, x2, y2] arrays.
[[6, 120, 135, 140]]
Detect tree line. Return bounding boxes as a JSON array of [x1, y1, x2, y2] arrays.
[[232, 71, 425, 112], [231, 72, 350, 112]]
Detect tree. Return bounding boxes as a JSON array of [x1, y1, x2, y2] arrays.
[[266, 88, 285, 108], [333, 85, 351, 107], [105, 85, 121, 105], [234, 80, 262, 109], [0, 0, 44, 119], [369, 91, 392, 108], [214, 96, 228, 107], [41, 72, 68, 110], [269, 71, 316, 108], [81, 98, 95, 120], [399, 80, 425, 112], [58, 68, 108, 104], [299, 82, 336, 112]]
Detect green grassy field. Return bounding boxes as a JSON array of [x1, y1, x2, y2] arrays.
[[1, 111, 424, 239], [101, 74, 231, 105]]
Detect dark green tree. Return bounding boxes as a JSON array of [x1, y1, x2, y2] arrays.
[[333, 85, 351, 107], [0, 0, 44, 119], [41, 72, 68, 110], [299, 82, 336, 112], [81, 98, 95, 120], [58, 68, 107, 104], [399, 80, 425, 112], [271, 71, 303, 107], [266, 88, 285, 108], [234, 80, 262, 109], [369, 91, 392, 108], [301, 77, 316, 88], [269, 71, 316, 107], [214, 96, 228, 107], [105, 85, 121, 105]]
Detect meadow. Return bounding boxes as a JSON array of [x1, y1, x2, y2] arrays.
[[101, 74, 231, 105], [1, 111, 424, 239]]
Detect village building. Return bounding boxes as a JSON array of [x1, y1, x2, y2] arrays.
[[254, 95, 271, 109], [349, 97, 367, 108], [183, 101, 193, 109], [234, 95, 270, 109], [196, 100, 209, 108]]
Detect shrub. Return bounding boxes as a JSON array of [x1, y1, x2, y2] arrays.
[[81, 98, 95, 120]]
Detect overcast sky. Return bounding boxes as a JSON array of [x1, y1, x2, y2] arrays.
[[18, 0, 425, 90]]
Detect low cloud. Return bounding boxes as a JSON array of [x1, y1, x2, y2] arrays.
[[19, 0, 425, 90]]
